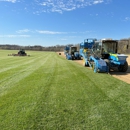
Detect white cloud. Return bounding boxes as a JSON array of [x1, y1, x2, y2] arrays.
[[16, 29, 31, 33], [15, 29, 94, 35], [93, 0, 104, 4], [36, 30, 86, 34], [0, 0, 111, 14], [0, 0, 18, 3], [34, 0, 110, 14], [62, 7, 76, 11], [36, 30, 66, 34]]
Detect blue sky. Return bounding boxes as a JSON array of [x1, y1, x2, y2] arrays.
[[0, 0, 130, 46]]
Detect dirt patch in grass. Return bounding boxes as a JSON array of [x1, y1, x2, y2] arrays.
[[57, 52, 130, 84]]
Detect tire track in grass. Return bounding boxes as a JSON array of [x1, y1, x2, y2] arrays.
[[24, 54, 79, 129], [58, 61, 97, 129], [53, 60, 90, 129], [21, 53, 59, 129], [24, 55, 91, 129]]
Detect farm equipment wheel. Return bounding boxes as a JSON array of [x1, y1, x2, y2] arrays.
[[122, 61, 128, 72], [78, 57, 81, 60], [118, 61, 128, 72], [72, 56, 74, 60]]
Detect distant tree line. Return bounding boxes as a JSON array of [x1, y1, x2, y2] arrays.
[[0, 44, 74, 52], [0, 38, 130, 54]]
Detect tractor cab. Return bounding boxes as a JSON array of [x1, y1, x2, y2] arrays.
[[18, 49, 27, 56], [92, 39, 118, 59], [101, 39, 118, 59], [69, 46, 81, 60], [64, 46, 81, 60], [92, 39, 128, 72]]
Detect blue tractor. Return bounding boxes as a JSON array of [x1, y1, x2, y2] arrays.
[[64, 46, 81, 60], [80, 38, 128, 73]]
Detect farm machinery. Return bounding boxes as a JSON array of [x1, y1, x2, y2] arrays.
[[80, 38, 128, 73], [8, 49, 28, 56], [17, 49, 27, 56], [64, 46, 81, 60]]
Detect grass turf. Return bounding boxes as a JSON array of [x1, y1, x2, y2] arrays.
[[0, 50, 130, 130]]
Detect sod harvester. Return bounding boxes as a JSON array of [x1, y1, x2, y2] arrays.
[[79, 38, 128, 73]]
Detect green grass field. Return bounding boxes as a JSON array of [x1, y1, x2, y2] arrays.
[[0, 50, 130, 130]]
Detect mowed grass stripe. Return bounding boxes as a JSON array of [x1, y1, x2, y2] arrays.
[[0, 51, 130, 130], [0, 52, 59, 129], [54, 59, 130, 129], [0, 52, 50, 96], [0, 51, 47, 73]]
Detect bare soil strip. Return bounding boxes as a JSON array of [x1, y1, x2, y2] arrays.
[[57, 52, 130, 84]]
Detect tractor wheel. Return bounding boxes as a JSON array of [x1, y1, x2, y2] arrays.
[[72, 56, 74, 60], [78, 57, 81, 60], [118, 65, 122, 72], [118, 61, 128, 72], [122, 61, 128, 72]]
